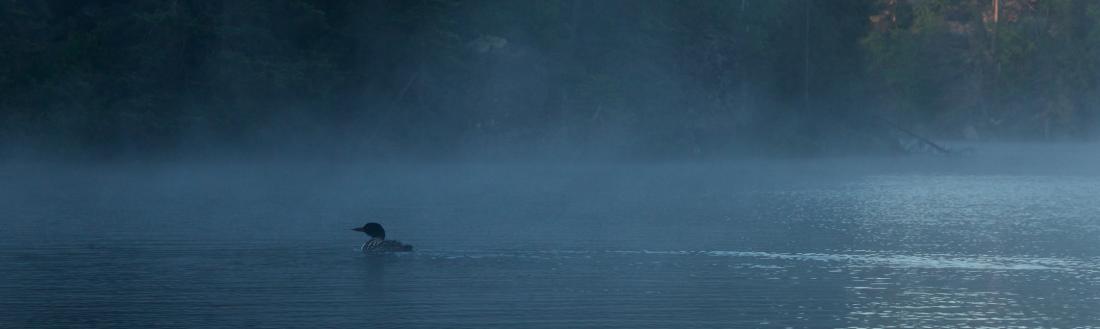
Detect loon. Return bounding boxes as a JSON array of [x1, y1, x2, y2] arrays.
[[352, 222, 413, 253]]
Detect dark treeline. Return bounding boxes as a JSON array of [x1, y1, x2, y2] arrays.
[[2, 0, 1099, 160]]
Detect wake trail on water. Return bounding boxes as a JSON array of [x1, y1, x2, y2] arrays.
[[402, 249, 1100, 272]]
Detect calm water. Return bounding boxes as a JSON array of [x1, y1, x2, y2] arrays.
[[4, 153, 1100, 328]]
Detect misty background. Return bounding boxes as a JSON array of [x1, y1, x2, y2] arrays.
[[8, 2, 1100, 327], [4, 0, 1100, 161]]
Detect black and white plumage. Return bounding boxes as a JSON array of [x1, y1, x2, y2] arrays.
[[361, 237, 414, 253], [352, 222, 414, 253]]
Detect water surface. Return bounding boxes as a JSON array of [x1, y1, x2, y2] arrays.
[[3, 155, 1100, 328]]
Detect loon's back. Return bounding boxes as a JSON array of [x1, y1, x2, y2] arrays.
[[362, 239, 414, 253]]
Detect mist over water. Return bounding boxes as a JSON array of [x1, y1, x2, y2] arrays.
[[5, 1, 1100, 327], [4, 144, 1100, 327]]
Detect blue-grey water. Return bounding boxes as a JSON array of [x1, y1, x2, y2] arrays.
[[4, 148, 1100, 328]]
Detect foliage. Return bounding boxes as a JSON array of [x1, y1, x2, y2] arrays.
[[862, 0, 1100, 140], [2, 0, 1097, 159]]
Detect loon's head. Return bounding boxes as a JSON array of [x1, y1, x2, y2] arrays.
[[352, 222, 386, 239]]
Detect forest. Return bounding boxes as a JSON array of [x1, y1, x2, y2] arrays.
[[2, 0, 1099, 160]]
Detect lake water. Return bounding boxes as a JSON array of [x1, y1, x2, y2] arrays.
[[4, 149, 1100, 328]]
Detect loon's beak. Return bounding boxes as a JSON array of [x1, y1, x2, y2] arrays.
[[352, 227, 366, 232]]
